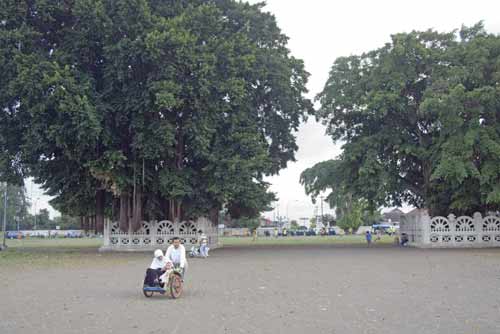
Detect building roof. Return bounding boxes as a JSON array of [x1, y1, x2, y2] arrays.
[[383, 208, 404, 222]]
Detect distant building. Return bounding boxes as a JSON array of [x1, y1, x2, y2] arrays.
[[259, 217, 273, 227], [382, 208, 404, 226]]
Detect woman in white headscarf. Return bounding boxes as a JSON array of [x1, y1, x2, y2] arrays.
[[150, 249, 167, 270], [145, 249, 172, 287]]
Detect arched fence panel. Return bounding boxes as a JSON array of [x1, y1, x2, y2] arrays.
[[401, 211, 500, 248], [101, 218, 219, 251]]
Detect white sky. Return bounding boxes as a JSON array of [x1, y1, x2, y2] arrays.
[[33, 0, 500, 220], [249, 0, 500, 222]]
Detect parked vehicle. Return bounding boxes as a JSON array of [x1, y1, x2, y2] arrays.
[[65, 231, 83, 238], [327, 228, 337, 236], [372, 224, 399, 236], [6, 231, 22, 239], [306, 229, 316, 236]]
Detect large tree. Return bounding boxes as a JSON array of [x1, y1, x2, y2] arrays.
[[0, 0, 312, 230], [313, 23, 500, 216]]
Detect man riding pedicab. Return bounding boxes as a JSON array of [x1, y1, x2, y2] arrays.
[[165, 237, 188, 279]]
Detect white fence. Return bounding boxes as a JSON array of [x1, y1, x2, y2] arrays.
[[100, 218, 218, 251], [400, 210, 500, 248]]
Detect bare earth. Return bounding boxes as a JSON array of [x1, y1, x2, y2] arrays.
[[1, 244, 500, 334]]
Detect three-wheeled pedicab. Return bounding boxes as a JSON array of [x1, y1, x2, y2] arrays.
[[143, 266, 184, 299]]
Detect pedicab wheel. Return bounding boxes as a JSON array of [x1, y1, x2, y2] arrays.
[[169, 273, 183, 299], [143, 289, 154, 298]]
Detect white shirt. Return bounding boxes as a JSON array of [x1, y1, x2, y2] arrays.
[[165, 244, 187, 268], [150, 256, 168, 270]]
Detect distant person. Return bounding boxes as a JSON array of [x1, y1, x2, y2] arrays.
[[199, 233, 210, 258], [252, 229, 257, 241], [375, 229, 382, 242], [145, 249, 171, 287], [274, 228, 278, 238], [400, 233, 409, 247], [365, 231, 372, 246]]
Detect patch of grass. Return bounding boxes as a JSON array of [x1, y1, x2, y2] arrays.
[[0, 234, 397, 268], [221, 235, 395, 246], [0, 238, 107, 268], [5, 237, 103, 249]]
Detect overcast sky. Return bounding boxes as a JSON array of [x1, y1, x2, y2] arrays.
[[33, 0, 500, 220], [248, 0, 500, 222]]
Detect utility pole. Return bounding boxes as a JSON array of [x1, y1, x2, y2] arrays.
[[34, 197, 38, 230], [2, 183, 8, 250], [277, 205, 280, 225], [320, 196, 324, 227]]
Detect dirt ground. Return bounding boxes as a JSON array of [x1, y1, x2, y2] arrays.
[[1, 243, 500, 334]]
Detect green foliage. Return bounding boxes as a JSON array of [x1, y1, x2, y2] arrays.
[[309, 220, 317, 230], [362, 209, 383, 226], [337, 201, 365, 234], [231, 216, 260, 232], [0, 0, 311, 228], [314, 23, 500, 215], [52, 215, 80, 230], [301, 159, 383, 233], [35, 208, 51, 229]]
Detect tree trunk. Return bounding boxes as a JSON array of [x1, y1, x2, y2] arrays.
[[119, 193, 129, 232], [209, 208, 219, 225], [176, 200, 182, 222], [170, 125, 185, 222], [161, 199, 169, 221], [169, 199, 177, 222], [422, 159, 433, 214], [84, 216, 90, 232], [95, 189, 105, 233], [131, 186, 142, 231], [92, 215, 97, 234]]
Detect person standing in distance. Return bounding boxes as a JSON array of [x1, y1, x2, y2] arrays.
[[365, 230, 372, 247]]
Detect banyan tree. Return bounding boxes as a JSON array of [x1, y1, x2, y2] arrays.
[[0, 0, 312, 232]]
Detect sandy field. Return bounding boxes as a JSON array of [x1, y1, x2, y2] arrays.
[[1, 242, 500, 334]]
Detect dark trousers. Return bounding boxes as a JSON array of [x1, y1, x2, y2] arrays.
[[144, 268, 164, 286]]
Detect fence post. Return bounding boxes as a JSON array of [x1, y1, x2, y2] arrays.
[[103, 219, 110, 247], [151, 221, 157, 247], [473, 212, 483, 245], [421, 209, 431, 246], [448, 213, 456, 246]]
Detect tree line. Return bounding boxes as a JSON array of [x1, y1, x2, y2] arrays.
[[0, 0, 313, 232], [2, 3, 498, 231], [302, 23, 500, 218], [0, 183, 80, 230]]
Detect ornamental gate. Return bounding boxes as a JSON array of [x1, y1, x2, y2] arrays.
[[100, 217, 218, 251]]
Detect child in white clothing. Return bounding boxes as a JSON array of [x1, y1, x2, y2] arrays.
[[199, 233, 210, 258]]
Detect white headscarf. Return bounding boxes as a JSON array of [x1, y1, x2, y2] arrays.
[[150, 249, 168, 270]]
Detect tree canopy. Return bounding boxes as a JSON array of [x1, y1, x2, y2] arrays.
[[307, 23, 500, 216], [0, 0, 312, 231]]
